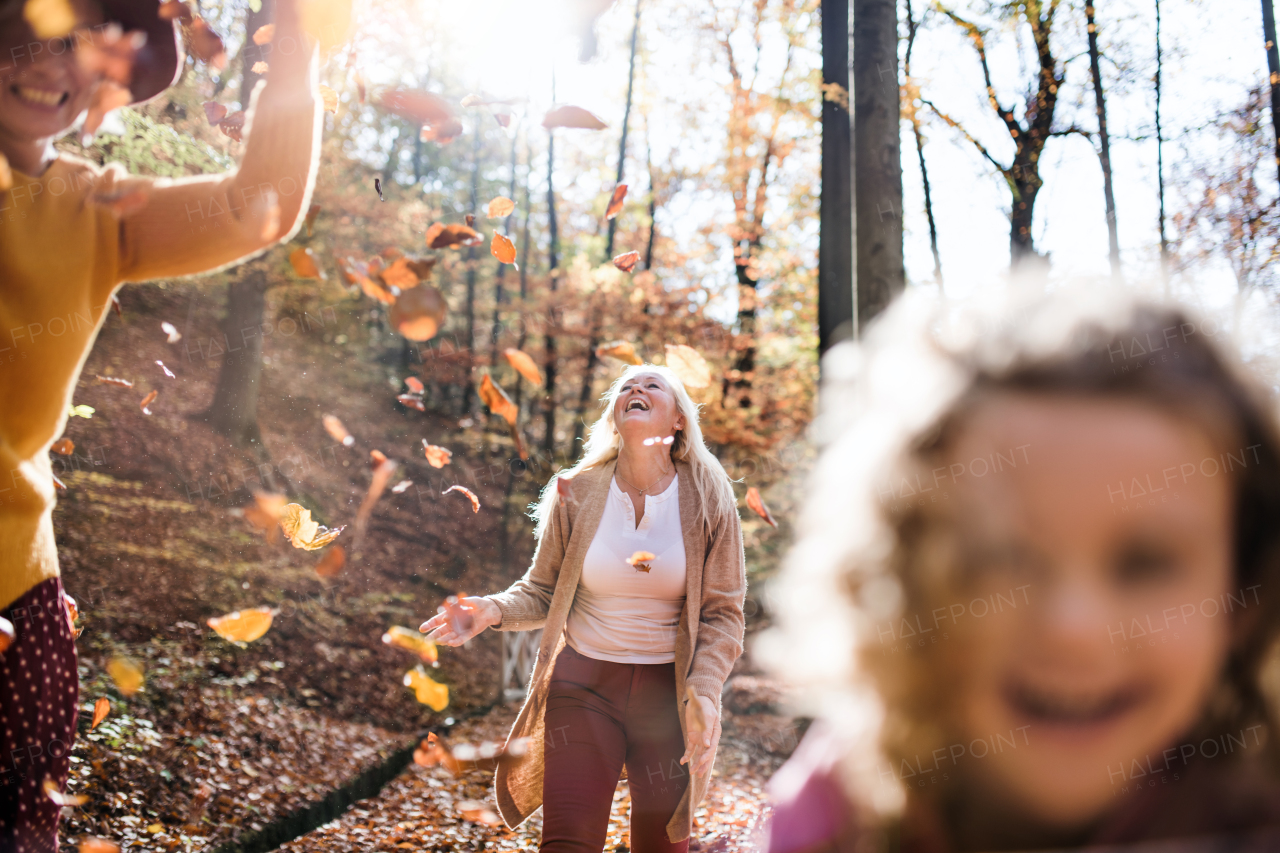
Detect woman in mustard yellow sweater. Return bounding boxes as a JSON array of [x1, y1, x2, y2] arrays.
[[0, 0, 321, 844]]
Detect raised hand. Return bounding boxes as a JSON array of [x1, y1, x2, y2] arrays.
[[419, 595, 501, 647]]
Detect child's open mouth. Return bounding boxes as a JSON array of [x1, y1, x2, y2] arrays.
[[13, 85, 69, 110], [1003, 680, 1146, 731]]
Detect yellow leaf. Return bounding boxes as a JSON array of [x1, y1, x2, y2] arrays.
[[595, 340, 643, 366], [107, 657, 144, 697], [382, 626, 438, 663], [279, 503, 346, 550], [24, 0, 76, 39], [478, 374, 517, 425], [487, 196, 515, 218], [207, 607, 276, 643], [404, 666, 449, 711], [503, 348, 543, 386]]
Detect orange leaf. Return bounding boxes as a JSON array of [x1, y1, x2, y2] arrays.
[[422, 440, 452, 468], [95, 375, 133, 388], [107, 657, 144, 696], [503, 348, 543, 386], [414, 732, 460, 772], [79, 838, 120, 853], [404, 376, 425, 395], [605, 184, 628, 220], [43, 778, 87, 807], [289, 247, 323, 279], [381, 256, 436, 290], [207, 607, 276, 643], [314, 544, 346, 578], [279, 503, 345, 550], [556, 476, 574, 504], [389, 284, 447, 341], [627, 551, 655, 573], [50, 438, 74, 455], [398, 394, 425, 411], [487, 196, 515, 218], [490, 233, 517, 265], [745, 486, 778, 528], [443, 485, 480, 513], [382, 625, 438, 663], [157, 0, 190, 19], [458, 800, 502, 826], [251, 60, 269, 74], [612, 251, 640, 273], [664, 344, 711, 388], [323, 414, 354, 446], [186, 17, 227, 69], [378, 88, 453, 126], [82, 80, 131, 139], [251, 22, 274, 44], [404, 666, 449, 710], [217, 110, 245, 141], [355, 458, 399, 536], [319, 84, 339, 114], [478, 374, 517, 425], [23, 0, 77, 39], [595, 340, 642, 365], [542, 104, 607, 130], [139, 389, 157, 414], [202, 101, 228, 125], [304, 204, 321, 236], [425, 222, 482, 249]]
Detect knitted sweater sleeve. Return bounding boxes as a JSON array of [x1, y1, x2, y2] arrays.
[[686, 505, 747, 706], [485, 495, 570, 632]]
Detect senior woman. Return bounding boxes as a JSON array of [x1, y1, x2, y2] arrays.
[[421, 364, 746, 853]]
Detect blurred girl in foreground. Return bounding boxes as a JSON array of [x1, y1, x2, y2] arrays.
[[759, 289, 1280, 851]]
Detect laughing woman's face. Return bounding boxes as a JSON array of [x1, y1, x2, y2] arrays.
[[936, 393, 1234, 830], [0, 0, 105, 146], [613, 372, 684, 446]]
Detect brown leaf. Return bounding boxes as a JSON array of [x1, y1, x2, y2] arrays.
[[323, 414, 354, 446], [378, 88, 453, 126], [289, 247, 323, 279], [202, 101, 228, 125], [319, 84, 339, 114], [94, 375, 133, 388], [380, 255, 435, 290], [605, 183, 628, 220], [217, 110, 245, 141], [82, 80, 131, 140], [422, 440, 452, 468], [665, 344, 711, 388], [464, 213, 475, 228], [595, 340, 642, 365], [556, 476, 574, 504], [156, 0, 190, 20], [355, 458, 399, 538], [186, 17, 227, 69], [389, 284, 447, 341], [425, 222, 482, 249], [251, 23, 274, 44], [369, 449, 388, 467], [478, 374, 517, 425], [50, 438, 74, 455], [279, 503, 346, 550], [382, 626, 438, 663], [251, 60, 269, 74], [139, 389, 157, 414], [627, 551, 655, 573], [487, 196, 515, 218], [443, 484, 480, 513], [207, 607, 276, 643], [490, 233, 517, 266], [612, 251, 640, 273], [503, 348, 542, 386], [314, 543, 346, 578], [304, 204, 321, 236], [745, 486, 778, 528], [542, 104, 607, 130], [91, 697, 110, 729]]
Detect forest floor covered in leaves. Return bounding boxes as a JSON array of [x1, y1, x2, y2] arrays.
[[48, 280, 799, 851]]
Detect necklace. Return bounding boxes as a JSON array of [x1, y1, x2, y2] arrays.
[[616, 464, 672, 495]]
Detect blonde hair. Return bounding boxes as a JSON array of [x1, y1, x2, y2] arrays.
[[756, 284, 1280, 817], [531, 364, 737, 538]]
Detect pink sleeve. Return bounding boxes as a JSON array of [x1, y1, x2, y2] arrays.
[[763, 722, 853, 853]]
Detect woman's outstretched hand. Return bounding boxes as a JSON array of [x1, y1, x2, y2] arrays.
[[420, 595, 501, 646], [679, 693, 721, 778]]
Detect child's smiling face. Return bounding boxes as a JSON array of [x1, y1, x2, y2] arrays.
[[940, 393, 1234, 829], [0, 0, 105, 145]]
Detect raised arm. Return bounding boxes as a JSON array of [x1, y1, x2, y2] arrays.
[[484, 493, 571, 632], [114, 0, 322, 283]]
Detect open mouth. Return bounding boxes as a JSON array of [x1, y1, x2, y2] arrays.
[[625, 398, 649, 412], [13, 84, 70, 109], [1003, 680, 1146, 729]]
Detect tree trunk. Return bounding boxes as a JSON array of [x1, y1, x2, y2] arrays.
[[644, 139, 657, 272], [819, 0, 854, 353], [852, 0, 904, 332], [1155, 0, 1170, 288], [1086, 2, 1121, 281], [542, 112, 560, 460], [490, 130, 519, 374], [1262, 0, 1280, 184], [463, 120, 481, 416], [903, 0, 942, 289]]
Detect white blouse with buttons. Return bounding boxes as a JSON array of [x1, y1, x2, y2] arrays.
[[565, 473, 688, 664]]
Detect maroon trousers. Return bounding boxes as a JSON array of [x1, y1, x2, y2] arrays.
[[541, 645, 690, 853]]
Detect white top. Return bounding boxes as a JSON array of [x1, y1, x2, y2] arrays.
[[565, 473, 688, 664]]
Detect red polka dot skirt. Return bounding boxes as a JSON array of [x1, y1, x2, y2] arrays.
[[0, 578, 79, 853]]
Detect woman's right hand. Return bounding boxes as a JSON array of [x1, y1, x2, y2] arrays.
[[420, 595, 501, 646]]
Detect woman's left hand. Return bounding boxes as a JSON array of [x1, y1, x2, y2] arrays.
[[679, 693, 721, 778]]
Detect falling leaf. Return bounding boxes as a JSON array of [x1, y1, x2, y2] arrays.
[[279, 503, 346, 550], [458, 800, 502, 826], [319, 84, 339, 114], [374, 177, 384, 201], [69, 404, 95, 418], [491, 233, 517, 266], [251, 22, 274, 43], [289, 247, 323, 279], [595, 340, 642, 365], [0, 617, 13, 654], [62, 592, 79, 631], [23, 0, 76, 39], [542, 104, 607, 130], [161, 321, 181, 343], [745, 486, 777, 528], [43, 778, 87, 807], [404, 376, 425, 394], [556, 476, 574, 504], [464, 213, 476, 228], [81, 81, 131, 141], [314, 544, 346, 578], [90, 697, 111, 729], [186, 17, 227, 69], [139, 389, 157, 414], [155, 360, 175, 378], [420, 118, 463, 144], [203, 101, 228, 125], [88, 187, 150, 217], [208, 607, 276, 643], [380, 255, 436, 290], [242, 491, 287, 543], [443, 485, 480, 513], [391, 479, 413, 493], [298, 0, 352, 53], [425, 222, 482, 249], [383, 626, 438, 663], [107, 657, 144, 696], [422, 440, 452, 468], [404, 666, 449, 711], [487, 196, 515, 218], [94, 375, 132, 388], [665, 344, 711, 388], [612, 251, 640, 273], [398, 394, 425, 411], [605, 184, 628, 220], [503, 348, 542, 386], [378, 88, 453, 126], [354, 458, 398, 542], [50, 438, 74, 455], [389, 284, 447, 341], [304, 204, 321, 236], [79, 840, 120, 853], [146, 824, 163, 834], [478, 374, 517, 425], [627, 551, 655, 573], [323, 414, 354, 446], [157, 0, 190, 20], [217, 110, 245, 141], [686, 685, 707, 732], [251, 60, 269, 73]]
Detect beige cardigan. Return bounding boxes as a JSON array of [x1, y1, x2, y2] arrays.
[[486, 458, 747, 842]]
